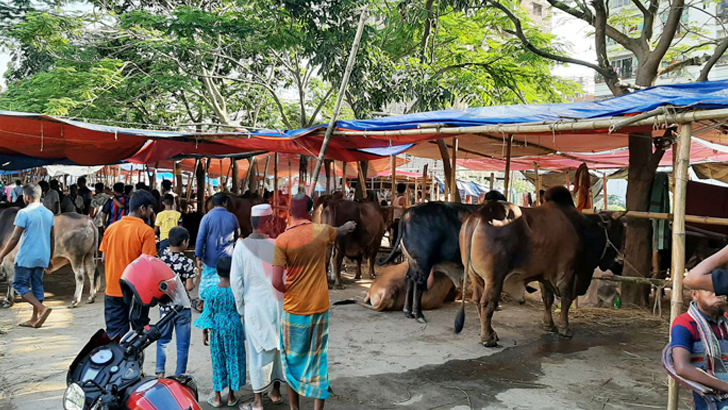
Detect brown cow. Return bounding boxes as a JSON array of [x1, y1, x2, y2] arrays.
[[318, 195, 385, 288], [204, 192, 265, 238], [1, 211, 99, 308], [455, 188, 624, 347], [335, 261, 459, 311]]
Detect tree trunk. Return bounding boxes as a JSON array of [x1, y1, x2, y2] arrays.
[[196, 159, 205, 213], [298, 156, 309, 194], [622, 132, 660, 306]]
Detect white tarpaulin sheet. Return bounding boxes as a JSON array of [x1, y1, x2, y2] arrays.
[[45, 165, 103, 178]]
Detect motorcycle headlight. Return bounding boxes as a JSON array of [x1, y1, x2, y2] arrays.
[[63, 383, 85, 410]]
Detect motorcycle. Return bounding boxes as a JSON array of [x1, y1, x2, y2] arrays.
[[63, 255, 202, 410]]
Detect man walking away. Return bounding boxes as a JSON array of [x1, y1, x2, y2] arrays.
[[77, 176, 93, 215], [103, 182, 129, 227], [0, 183, 54, 328], [231, 204, 286, 409], [155, 194, 182, 255], [157, 227, 196, 377], [61, 184, 84, 213], [161, 179, 180, 211], [10, 180, 23, 204], [272, 194, 356, 410], [99, 190, 157, 338], [40, 180, 60, 215], [195, 193, 239, 309]]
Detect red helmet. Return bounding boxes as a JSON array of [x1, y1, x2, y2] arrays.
[[120, 254, 187, 307]]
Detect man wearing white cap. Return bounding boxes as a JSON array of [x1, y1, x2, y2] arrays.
[[230, 204, 286, 409]]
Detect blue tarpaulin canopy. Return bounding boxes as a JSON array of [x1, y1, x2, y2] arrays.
[[3, 81, 728, 170]]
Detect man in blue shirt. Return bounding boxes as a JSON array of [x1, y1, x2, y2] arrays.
[[0, 183, 55, 328], [195, 193, 239, 307], [10, 180, 23, 203]]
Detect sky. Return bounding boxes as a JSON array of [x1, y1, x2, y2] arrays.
[[549, 10, 597, 93]]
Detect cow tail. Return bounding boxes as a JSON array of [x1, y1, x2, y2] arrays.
[[377, 211, 406, 266], [455, 217, 480, 334]]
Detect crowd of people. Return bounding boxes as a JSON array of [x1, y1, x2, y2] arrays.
[[1, 175, 357, 410]]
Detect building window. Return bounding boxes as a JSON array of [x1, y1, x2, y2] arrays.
[[720, 0, 728, 20], [609, 0, 629, 8], [612, 57, 634, 79], [533, 3, 543, 17]]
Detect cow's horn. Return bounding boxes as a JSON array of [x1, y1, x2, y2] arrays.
[[611, 210, 627, 220]]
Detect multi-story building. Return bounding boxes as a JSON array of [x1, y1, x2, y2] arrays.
[[595, 0, 728, 98]]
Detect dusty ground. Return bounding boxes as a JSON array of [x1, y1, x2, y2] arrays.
[[0, 263, 689, 410]]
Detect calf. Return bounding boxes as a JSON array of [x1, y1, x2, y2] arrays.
[[1, 210, 99, 308], [335, 261, 459, 311]]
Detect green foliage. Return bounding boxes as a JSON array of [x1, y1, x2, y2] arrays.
[[0, 0, 578, 131]]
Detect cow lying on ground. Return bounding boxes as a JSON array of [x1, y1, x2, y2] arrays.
[[1, 210, 99, 308], [334, 261, 459, 311], [378, 191, 507, 323], [317, 194, 385, 288], [455, 186, 624, 347]]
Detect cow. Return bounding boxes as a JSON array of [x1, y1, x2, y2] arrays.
[[454, 186, 625, 347], [318, 195, 386, 288], [378, 201, 479, 323], [204, 192, 266, 238], [334, 261, 460, 311], [1, 210, 99, 308]]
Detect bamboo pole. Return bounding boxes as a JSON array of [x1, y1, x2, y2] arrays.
[[668, 122, 692, 410], [263, 155, 271, 194], [582, 209, 728, 226], [332, 108, 728, 138], [504, 135, 513, 201], [603, 172, 608, 210], [274, 153, 279, 208], [232, 160, 240, 194], [174, 161, 183, 196], [325, 160, 331, 195], [437, 140, 453, 201], [357, 161, 368, 199], [566, 170, 571, 189], [451, 137, 461, 203], [490, 172, 494, 192], [288, 159, 292, 197], [342, 162, 348, 193], [309, 11, 368, 195], [421, 164, 428, 204], [535, 163, 541, 206], [390, 155, 396, 201]]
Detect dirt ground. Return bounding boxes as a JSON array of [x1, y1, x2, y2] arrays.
[[0, 263, 691, 410]]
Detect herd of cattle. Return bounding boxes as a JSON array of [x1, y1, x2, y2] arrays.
[[0, 186, 627, 347]]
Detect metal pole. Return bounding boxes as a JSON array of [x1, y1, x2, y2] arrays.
[[667, 122, 692, 410], [309, 11, 368, 195]]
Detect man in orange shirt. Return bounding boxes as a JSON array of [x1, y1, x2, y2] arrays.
[[272, 194, 355, 410], [99, 190, 157, 338]]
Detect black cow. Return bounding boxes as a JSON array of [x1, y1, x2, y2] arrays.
[[378, 201, 478, 322]]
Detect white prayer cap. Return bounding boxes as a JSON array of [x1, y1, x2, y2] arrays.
[[251, 204, 273, 217]]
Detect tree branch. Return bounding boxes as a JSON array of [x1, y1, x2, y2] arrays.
[[699, 36, 728, 81], [491, 1, 618, 81], [658, 55, 704, 75], [306, 86, 335, 128]]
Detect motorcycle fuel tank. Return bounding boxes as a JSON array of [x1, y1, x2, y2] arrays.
[[126, 378, 201, 410]]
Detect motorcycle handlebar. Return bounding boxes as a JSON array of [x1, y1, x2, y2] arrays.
[[124, 305, 182, 357]]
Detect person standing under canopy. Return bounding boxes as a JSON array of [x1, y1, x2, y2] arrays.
[[272, 193, 356, 410], [231, 204, 286, 409], [195, 193, 240, 310]]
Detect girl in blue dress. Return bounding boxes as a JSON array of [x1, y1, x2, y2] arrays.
[[194, 256, 246, 408]]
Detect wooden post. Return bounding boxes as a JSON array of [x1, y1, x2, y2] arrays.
[[248, 157, 257, 194], [535, 162, 541, 206], [288, 159, 292, 197], [437, 140, 454, 201], [356, 161, 368, 199], [566, 170, 571, 190], [325, 160, 331, 195], [232, 161, 240, 194], [273, 153, 279, 208], [504, 135, 513, 201], [174, 161, 183, 196], [489, 172, 494, 191], [309, 11, 368, 195], [421, 164, 428, 204], [342, 162, 348, 194], [262, 155, 271, 194], [667, 122, 692, 410], [196, 159, 205, 212], [603, 172, 608, 210], [390, 155, 396, 202], [451, 137, 461, 203]]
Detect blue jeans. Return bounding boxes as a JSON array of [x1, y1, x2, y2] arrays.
[[156, 308, 192, 375], [12, 265, 45, 301]]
